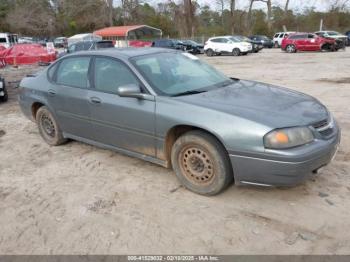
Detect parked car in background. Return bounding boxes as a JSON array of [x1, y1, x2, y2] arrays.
[[232, 35, 263, 53], [54, 37, 67, 48], [0, 33, 18, 49], [18, 37, 35, 44], [281, 33, 336, 53], [273, 32, 295, 47], [152, 39, 186, 51], [204, 36, 252, 56], [59, 40, 114, 57], [249, 35, 274, 48], [315, 31, 347, 49], [345, 31, 350, 46], [0, 76, 8, 102], [181, 40, 204, 54], [19, 48, 340, 195]]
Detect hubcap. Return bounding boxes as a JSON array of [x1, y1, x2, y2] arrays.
[[41, 114, 55, 137], [179, 146, 214, 185]]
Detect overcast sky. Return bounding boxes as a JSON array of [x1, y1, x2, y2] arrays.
[[114, 0, 328, 12]]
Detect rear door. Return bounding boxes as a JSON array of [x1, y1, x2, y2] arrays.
[[47, 56, 94, 139], [88, 56, 156, 156], [306, 34, 319, 50]]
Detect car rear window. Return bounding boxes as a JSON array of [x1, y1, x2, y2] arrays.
[[96, 41, 114, 49], [56, 57, 91, 88], [0, 38, 7, 43]]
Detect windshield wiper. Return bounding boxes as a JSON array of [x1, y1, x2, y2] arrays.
[[172, 90, 208, 97]]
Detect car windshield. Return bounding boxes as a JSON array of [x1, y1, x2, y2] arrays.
[[131, 52, 233, 96], [229, 36, 241, 42], [327, 31, 340, 36], [185, 40, 198, 45]]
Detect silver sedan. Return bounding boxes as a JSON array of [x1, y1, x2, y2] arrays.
[[18, 48, 340, 195]]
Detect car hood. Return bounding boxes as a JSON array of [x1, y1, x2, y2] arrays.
[[174, 80, 328, 129]]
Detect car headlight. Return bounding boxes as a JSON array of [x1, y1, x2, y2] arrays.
[[264, 127, 314, 149]]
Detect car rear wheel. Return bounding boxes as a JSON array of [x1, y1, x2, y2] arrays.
[[232, 48, 241, 56], [171, 130, 234, 195], [286, 44, 296, 53], [206, 49, 214, 57], [36, 106, 67, 146]]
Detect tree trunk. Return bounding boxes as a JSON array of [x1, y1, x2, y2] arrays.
[[107, 0, 113, 26], [184, 0, 194, 37], [230, 0, 236, 34], [266, 0, 272, 32], [246, 0, 255, 34], [284, 0, 290, 13]]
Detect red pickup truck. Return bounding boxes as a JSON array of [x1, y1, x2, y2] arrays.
[[281, 33, 336, 53]]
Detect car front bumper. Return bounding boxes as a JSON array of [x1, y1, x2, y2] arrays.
[[229, 128, 341, 186]]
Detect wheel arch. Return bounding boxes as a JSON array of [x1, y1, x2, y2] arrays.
[[163, 124, 229, 169], [31, 101, 45, 120]]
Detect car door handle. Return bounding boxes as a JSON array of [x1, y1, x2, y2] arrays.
[[89, 97, 101, 104], [48, 89, 56, 96]]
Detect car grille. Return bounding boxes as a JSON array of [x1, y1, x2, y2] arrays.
[[312, 119, 334, 137]]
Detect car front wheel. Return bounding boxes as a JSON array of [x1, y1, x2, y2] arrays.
[[36, 106, 67, 146], [171, 130, 234, 195], [206, 49, 214, 57], [286, 44, 296, 53], [232, 48, 241, 56]]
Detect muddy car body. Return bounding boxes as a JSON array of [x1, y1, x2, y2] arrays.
[[19, 48, 340, 195]]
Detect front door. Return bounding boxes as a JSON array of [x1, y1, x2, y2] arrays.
[[89, 57, 156, 157]]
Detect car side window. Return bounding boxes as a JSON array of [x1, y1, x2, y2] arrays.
[[221, 38, 229, 43], [211, 38, 220, 43], [94, 57, 140, 94], [75, 43, 85, 51], [47, 62, 59, 81], [308, 34, 315, 39], [56, 57, 91, 88], [68, 44, 76, 53]]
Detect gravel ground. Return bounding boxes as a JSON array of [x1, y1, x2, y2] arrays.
[[0, 48, 349, 254]]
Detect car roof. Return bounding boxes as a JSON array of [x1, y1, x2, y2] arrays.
[[210, 36, 232, 39], [67, 47, 178, 59]]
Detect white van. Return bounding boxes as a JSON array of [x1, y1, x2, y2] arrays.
[[0, 33, 18, 48], [273, 32, 295, 47]]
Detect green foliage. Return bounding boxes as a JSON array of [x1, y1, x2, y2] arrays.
[[0, 0, 349, 38]]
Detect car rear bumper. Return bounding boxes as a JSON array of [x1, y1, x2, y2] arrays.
[[229, 129, 341, 186]]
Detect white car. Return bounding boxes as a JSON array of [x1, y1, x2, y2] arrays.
[[273, 32, 295, 47], [0, 33, 18, 49], [204, 36, 253, 56]]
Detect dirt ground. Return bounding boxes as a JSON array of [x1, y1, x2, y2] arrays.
[[0, 48, 349, 255]]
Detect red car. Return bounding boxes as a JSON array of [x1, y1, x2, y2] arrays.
[[281, 33, 336, 53]]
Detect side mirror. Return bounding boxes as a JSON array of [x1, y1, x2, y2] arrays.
[[117, 84, 153, 100]]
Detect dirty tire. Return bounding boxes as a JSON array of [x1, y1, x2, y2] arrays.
[[206, 49, 214, 57], [232, 48, 241, 56], [171, 130, 233, 195], [0, 91, 8, 102], [0, 81, 8, 102], [286, 44, 296, 53], [36, 106, 67, 146]]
